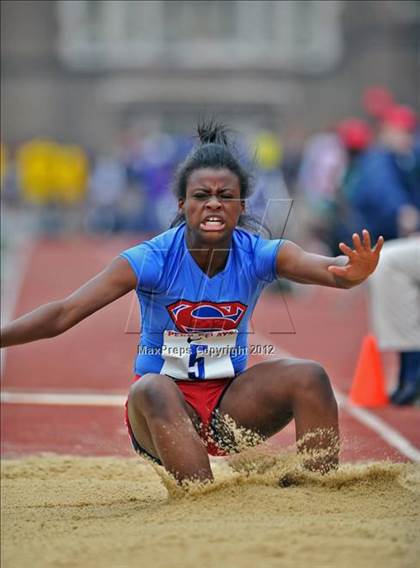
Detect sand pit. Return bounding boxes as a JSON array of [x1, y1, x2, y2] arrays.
[[1, 454, 419, 568]]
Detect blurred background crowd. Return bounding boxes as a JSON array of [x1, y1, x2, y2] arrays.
[[1, 85, 419, 253], [1, 84, 419, 251]]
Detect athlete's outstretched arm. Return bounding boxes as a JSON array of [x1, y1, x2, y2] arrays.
[[276, 230, 384, 289], [0, 257, 137, 348]]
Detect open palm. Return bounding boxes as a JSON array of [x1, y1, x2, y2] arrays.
[[328, 230, 384, 282]]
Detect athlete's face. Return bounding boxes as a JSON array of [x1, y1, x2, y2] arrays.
[[180, 168, 244, 244]]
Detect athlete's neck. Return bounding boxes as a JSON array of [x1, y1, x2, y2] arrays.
[[185, 229, 232, 277]]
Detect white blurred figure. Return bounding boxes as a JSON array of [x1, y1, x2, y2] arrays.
[[297, 131, 347, 248], [298, 131, 347, 205], [86, 155, 126, 233], [369, 236, 420, 405], [142, 133, 178, 232]]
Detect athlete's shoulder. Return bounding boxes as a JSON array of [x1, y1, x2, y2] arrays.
[[120, 224, 185, 291], [145, 223, 185, 250], [233, 226, 283, 283], [232, 226, 260, 251], [233, 226, 277, 253], [123, 223, 184, 257]]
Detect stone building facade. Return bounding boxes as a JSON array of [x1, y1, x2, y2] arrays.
[[1, 1, 419, 152]]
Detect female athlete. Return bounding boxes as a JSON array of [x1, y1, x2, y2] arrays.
[[0, 122, 384, 483]]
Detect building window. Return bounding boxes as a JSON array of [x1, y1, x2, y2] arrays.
[[57, 0, 343, 73], [163, 1, 236, 42]]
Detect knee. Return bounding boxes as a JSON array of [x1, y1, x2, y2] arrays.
[[291, 360, 334, 399], [128, 374, 171, 417]]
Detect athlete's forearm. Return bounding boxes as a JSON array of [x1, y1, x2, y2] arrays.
[[328, 256, 365, 289], [278, 240, 371, 289], [291, 255, 351, 288], [301, 254, 366, 289], [0, 301, 68, 348]]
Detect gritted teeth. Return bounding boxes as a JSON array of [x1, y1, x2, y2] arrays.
[[203, 216, 224, 223]]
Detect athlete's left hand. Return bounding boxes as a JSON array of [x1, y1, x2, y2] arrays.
[[328, 230, 384, 283]]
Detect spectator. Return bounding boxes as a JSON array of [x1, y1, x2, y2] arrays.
[[85, 154, 126, 233], [349, 105, 419, 242], [329, 118, 373, 253], [297, 129, 347, 248], [249, 131, 290, 238], [369, 236, 420, 405], [362, 85, 394, 124]]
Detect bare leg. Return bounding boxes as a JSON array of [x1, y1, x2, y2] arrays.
[[218, 358, 339, 472], [127, 374, 213, 483]]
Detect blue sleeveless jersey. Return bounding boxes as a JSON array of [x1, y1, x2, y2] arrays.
[[120, 223, 283, 379]]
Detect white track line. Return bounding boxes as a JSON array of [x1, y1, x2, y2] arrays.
[[1, 328, 418, 461], [252, 332, 420, 462], [335, 392, 420, 462], [1, 391, 125, 407]]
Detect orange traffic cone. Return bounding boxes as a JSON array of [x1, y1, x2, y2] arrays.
[[349, 334, 389, 407]]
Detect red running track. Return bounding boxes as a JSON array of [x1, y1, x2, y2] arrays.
[[1, 238, 419, 462]]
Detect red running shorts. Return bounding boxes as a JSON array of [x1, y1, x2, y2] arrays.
[[125, 375, 234, 464]]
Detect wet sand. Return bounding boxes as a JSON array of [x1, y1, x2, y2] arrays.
[[1, 453, 419, 568]]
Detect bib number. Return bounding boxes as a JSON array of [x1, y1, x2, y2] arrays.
[[161, 330, 237, 380]]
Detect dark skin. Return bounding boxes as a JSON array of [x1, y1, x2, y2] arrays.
[[181, 168, 245, 277], [1, 167, 384, 483]]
